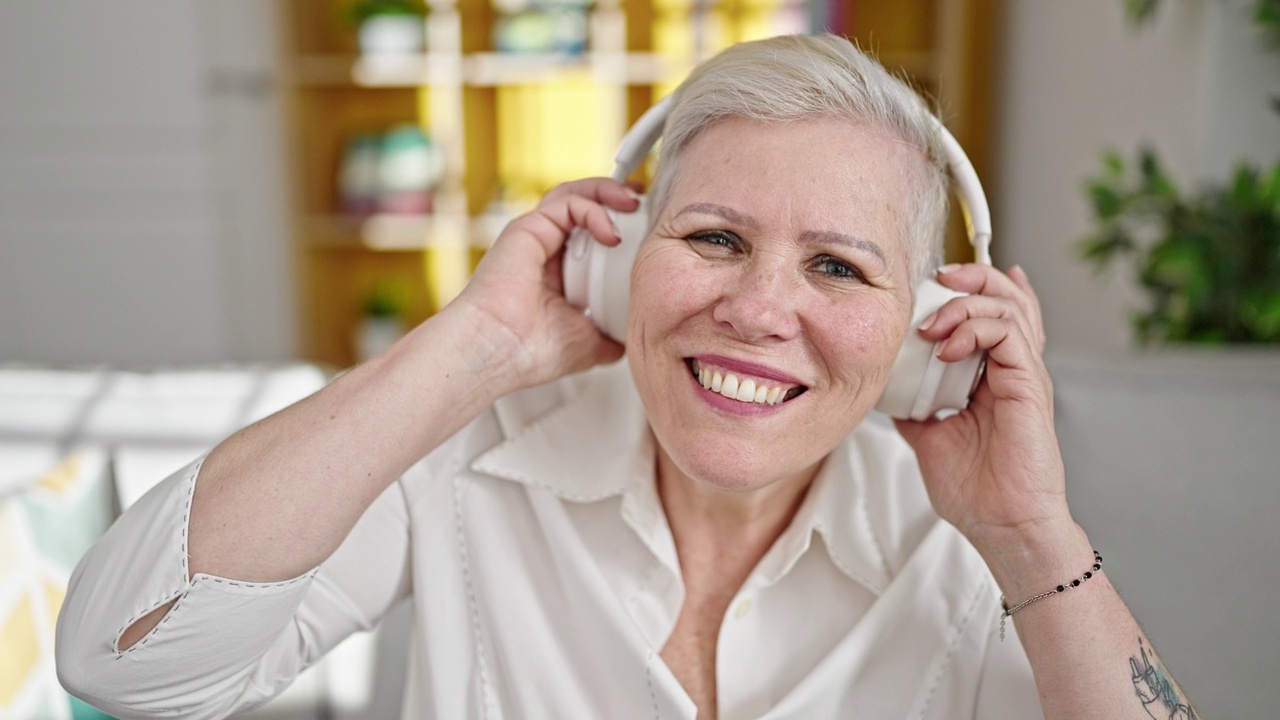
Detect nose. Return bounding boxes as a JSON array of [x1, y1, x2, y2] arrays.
[[710, 260, 801, 343]]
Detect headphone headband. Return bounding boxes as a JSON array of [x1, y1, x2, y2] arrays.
[[610, 95, 993, 265]]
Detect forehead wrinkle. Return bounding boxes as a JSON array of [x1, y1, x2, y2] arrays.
[[797, 229, 886, 263], [673, 202, 761, 230]]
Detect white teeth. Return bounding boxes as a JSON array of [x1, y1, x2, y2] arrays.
[[721, 374, 738, 398], [693, 365, 796, 406]]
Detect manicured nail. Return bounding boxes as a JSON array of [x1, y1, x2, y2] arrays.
[[919, 311, 937, 332], [937, 263, 962, 274]]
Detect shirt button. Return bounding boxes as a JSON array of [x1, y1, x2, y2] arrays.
[[734, 598, 752, 619]]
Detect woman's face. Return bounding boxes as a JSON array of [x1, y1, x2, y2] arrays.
[[627, 116, 921, 492]]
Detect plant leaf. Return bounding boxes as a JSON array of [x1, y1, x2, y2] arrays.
[[1126, 0, 1162, 26], [1102, 149, 1127, 177], [1088, 181, 1125, 218]]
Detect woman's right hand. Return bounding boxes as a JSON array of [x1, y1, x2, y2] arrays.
[[451, 177, 638, 392]]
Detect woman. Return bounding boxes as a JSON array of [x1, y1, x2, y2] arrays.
[[57, 34, 1198, 719]]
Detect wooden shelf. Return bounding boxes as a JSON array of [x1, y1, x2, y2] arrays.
[[282, 0, 997, 368], [303, 209, 516, 252], [464, 52, 688, 86], [291, 51, 688, 88], [304, 214, 446, 251]]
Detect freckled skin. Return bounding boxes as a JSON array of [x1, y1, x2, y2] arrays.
[[626, 117, 926, 495]]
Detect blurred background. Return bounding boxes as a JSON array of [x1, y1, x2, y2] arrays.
[[0, 0, 1277, 718]]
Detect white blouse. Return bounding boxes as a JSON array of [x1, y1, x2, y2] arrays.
[[57, 362, 1043, 719]]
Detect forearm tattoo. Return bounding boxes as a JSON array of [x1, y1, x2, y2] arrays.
[[1130, 638, 1198, 720]]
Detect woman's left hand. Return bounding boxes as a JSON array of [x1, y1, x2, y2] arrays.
[[893, 264, 1077, 558]]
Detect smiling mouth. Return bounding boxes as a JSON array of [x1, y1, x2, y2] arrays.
[[686, 359, 808, 406]]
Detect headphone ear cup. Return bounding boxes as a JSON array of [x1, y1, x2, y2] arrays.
[[561, 195, 650, 343], [875, 279, 986, 421]]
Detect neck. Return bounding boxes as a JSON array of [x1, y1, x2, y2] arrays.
[[655, 445, 820, 556]]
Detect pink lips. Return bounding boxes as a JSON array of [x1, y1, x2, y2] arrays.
[[690, 354, 805, 386]]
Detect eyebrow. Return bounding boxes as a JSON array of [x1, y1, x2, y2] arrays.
[[798, 230, 886, 263], [675, 202, 886, 263], [673, 203, 760, 231]]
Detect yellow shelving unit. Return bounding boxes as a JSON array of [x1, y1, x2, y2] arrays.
[[279, 0, 997, 367]]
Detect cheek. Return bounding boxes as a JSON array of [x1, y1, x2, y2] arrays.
[[628, 245, 716, 324], [823, 295, 910, 368]]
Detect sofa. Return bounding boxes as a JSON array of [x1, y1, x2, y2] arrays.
[[0, 363, 405, 720], [1, 350, 1276, 718]]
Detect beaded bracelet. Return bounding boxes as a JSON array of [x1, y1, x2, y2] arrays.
[[999, 550, 1103, 641]]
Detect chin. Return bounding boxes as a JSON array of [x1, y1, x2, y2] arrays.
[[654, 431, 821, 494]]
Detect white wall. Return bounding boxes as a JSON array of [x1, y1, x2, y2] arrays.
[[996, 4, 1280, 715], [0, 0, 295, 366], [993, 0, 1280, 354]]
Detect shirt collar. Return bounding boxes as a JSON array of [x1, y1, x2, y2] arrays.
[[471, 363, 894, 595]]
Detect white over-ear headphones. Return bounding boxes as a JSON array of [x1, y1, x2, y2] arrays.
[[563, 96, 993, 421]]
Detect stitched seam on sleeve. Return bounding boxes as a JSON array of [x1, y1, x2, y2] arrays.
[[181, 457, 203, 581], [182, 456, 319, 589], [112, 458, 205, 657], [115, 458, 318, 657], [113, 590, 188, 658], [111, 573, 316, 659]]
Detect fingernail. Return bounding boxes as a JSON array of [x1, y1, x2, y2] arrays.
[[623, 187, 642, 201], [937, 263, 962, 274], [935, 338, 948, 358], [918, 311, 937, 332]]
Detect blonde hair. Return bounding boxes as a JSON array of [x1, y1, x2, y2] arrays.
[[649, 34, 949, 285]]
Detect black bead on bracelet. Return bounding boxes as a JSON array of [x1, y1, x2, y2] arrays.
[[998, 550, 1103, 641]]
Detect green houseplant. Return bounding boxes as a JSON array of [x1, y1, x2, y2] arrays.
[[1080, 0, 1280, 344], [1080, 150, 1280, 342]]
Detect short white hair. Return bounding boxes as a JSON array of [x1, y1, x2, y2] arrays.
[[649, 33, 949, 285]]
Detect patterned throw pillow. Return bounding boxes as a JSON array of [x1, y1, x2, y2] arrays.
[[0, 449, 115, 720]]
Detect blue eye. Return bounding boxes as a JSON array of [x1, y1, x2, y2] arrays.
[[688, 230, 741, 252], [812, 255, 863, 281]]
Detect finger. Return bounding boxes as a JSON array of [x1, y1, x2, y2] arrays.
[[936, 264, 1044, 351], [540, 177, 642, 213], [918, 293, 1037, 356], [1007, 265, 1046, 352], [511, 194, 621, 262], [556, 194, 623, 247], [936, 316, 1041, 382]]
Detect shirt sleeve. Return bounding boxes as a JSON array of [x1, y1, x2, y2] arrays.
[[55, 456, 412, 720]]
